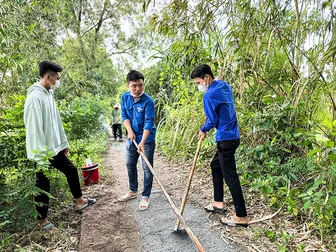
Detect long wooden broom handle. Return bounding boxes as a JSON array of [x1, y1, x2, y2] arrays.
[[174, 139, 203, 230], [133, 140, 205, 252]]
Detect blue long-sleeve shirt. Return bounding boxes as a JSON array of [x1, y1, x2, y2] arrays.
[[121, 91, 156, 143], [200, 80, 240, 141]]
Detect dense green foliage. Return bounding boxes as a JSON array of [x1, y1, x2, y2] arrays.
[[0, 94, 109, 247]]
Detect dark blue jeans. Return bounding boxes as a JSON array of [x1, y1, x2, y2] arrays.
[[126, 140, 155, 198]]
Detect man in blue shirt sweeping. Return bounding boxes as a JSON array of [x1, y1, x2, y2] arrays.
[[118, 70, 156, 211], [191, 64, 248, 227]]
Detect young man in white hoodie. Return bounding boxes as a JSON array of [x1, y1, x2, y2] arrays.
[[24, 61, 96, 231]]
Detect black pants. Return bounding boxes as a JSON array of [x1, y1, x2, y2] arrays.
[[112, 123, 122, 140], [210, 138, 247, 217], [35, 150, 82, 220]]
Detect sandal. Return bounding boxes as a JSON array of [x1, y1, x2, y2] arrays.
[[117, 193, 137, 202], [204, 203, 227, 215], [220, 216, 249, 227], [42, 222, 57, 232], [77, 198, 97, 210], [138, 199, 149, 211]]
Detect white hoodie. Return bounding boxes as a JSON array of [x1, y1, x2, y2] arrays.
[[24, 83, 69, 161]]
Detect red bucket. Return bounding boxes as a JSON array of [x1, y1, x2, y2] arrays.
[[81, 164, 99, 185]]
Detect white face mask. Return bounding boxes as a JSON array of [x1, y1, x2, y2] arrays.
[[50, 80, 61, 91], [130, 90, 144, 98], [48, 75, 61, 91], [198, 83, 209, 93]]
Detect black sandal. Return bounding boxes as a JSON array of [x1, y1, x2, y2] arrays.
[[204, 203, 227, 215], [76, 198, 97, 210]]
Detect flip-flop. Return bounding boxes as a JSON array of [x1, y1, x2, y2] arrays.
[[117, 193, 137, 202], [220, 216, 249, 227], [138, 199, 149, 211], [42, 222, 57, 232], [204, 203, 227, 215], [77, 198, 97, 211]]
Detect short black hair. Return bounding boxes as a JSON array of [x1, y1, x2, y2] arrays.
[[38, 61, 62, 78], [126, 70, 144, 83], [190, 64, 214, 79]]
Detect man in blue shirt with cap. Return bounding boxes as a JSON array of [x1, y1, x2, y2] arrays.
[[191, 64, 248, 227], [118, 70, 156, 211]]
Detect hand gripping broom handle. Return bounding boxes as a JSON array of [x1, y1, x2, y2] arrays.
[[133, 140, 205, 252], [174, 139, 203, 231]]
